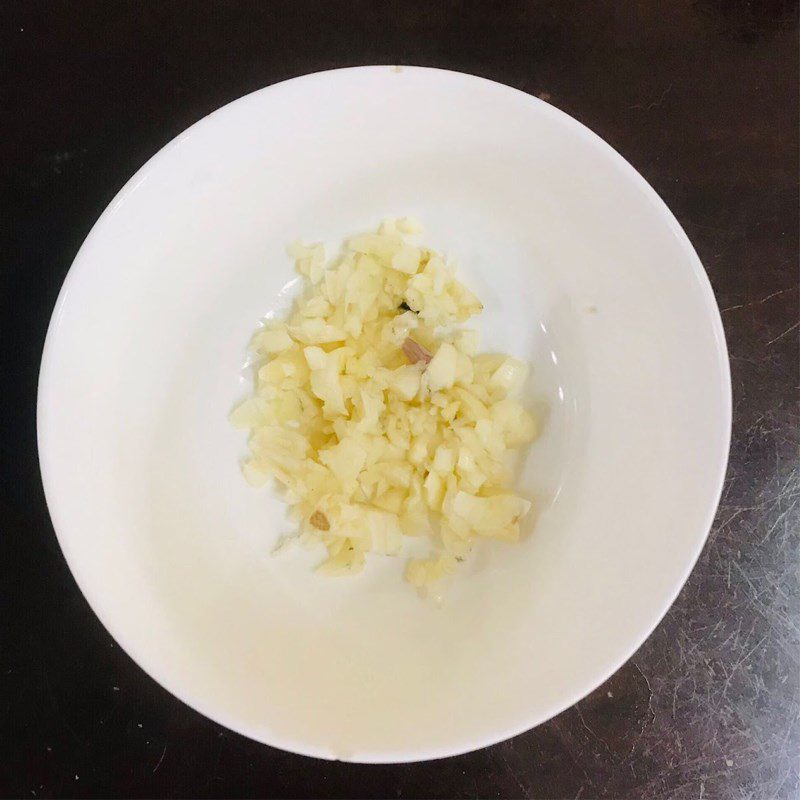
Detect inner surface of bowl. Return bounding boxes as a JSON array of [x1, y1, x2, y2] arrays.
[[38, 67, 730, 761]]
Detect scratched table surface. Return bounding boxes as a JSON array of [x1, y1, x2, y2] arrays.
[[2, 2, 798, 798]]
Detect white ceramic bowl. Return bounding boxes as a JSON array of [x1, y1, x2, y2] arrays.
[[38, 66, 731, 762]]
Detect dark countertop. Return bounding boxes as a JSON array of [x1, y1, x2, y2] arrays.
[[2, 2, 798, 798]]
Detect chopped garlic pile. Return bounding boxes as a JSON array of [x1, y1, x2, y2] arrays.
[[231, 218, 537, 589]]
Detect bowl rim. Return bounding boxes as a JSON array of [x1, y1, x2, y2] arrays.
[[37, 64, 732, 763]]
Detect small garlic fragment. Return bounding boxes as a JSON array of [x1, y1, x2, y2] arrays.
[[310, 510, 330, 531], [402, 337, 432, 365]]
